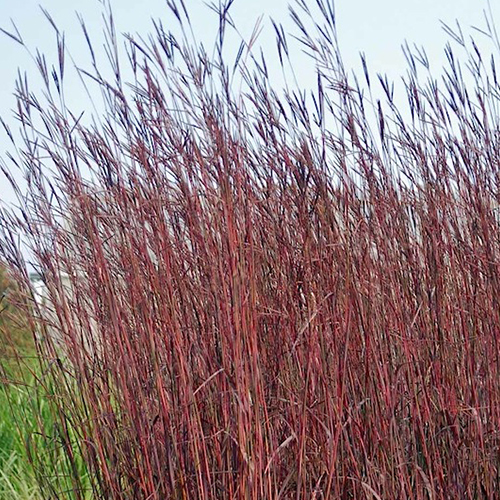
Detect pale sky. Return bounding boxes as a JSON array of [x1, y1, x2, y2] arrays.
[[0, 0, 497, 208]]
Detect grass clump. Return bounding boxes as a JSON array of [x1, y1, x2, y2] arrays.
[[2, 0, 500, 498]]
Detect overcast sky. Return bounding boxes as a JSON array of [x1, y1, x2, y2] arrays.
[[0, 0, 498, 208]]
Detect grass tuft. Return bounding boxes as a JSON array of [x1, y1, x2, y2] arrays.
[[2, 0, 500, 498]]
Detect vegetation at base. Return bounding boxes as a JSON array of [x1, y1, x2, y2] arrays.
[[0, 266, 37, 499], [0, 267, 90, 500], [0, 383, 39, 500], [0, 372, 92, 500]]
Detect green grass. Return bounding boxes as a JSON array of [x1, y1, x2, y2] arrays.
[[0, 267, 40, 498], [0, 380, 43, 500], [0, 363, 93, 500], [0, 266, 91, 500]]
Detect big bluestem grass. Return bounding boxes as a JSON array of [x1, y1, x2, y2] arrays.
[[2, 0, 500, 498]]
